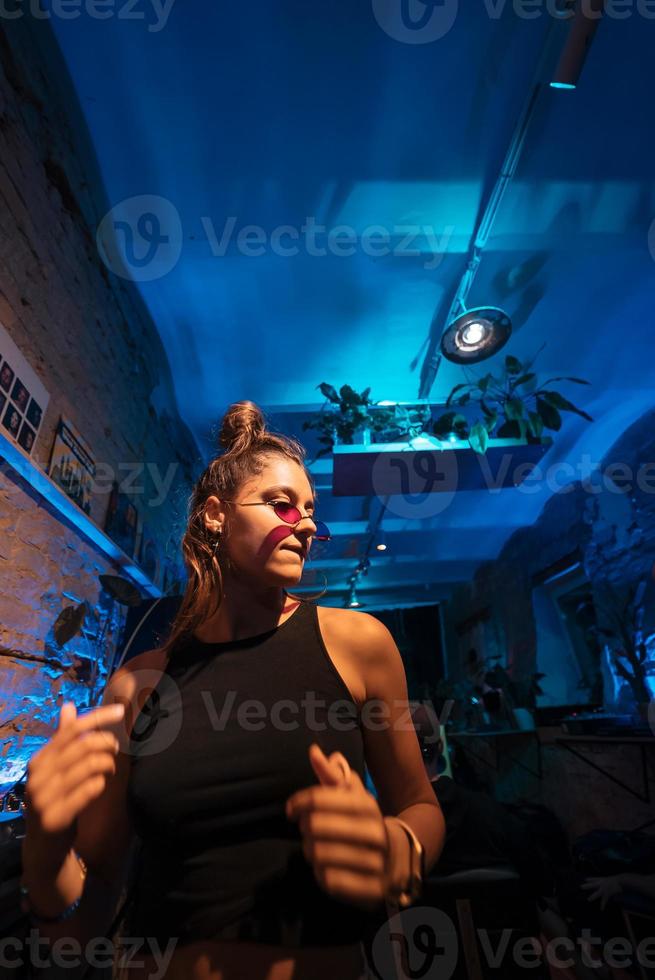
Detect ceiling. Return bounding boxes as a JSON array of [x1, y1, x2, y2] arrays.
[[46, 1, 655, 607]]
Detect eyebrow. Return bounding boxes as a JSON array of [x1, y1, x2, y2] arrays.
[[263, 485, 317, 508]]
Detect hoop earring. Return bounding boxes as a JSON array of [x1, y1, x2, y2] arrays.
[[286, 570, 329, 603]]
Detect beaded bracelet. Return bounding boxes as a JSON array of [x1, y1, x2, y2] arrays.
[[20, 851, 87, 924]]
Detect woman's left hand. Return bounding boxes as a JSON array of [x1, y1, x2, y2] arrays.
[[285, 743, 389, 909]]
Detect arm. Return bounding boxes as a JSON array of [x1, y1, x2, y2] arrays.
[[356, 612, 445, 880], [20, 652, 156, 959]]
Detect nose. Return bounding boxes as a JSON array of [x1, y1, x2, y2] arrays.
[[294, 513, 317, 533]]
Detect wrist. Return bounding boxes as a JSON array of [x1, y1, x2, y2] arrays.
[[20, 846, 87, 922], [383, 816, 424, 908]]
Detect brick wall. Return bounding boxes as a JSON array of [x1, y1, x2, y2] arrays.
[[0, 18, 200, 792]]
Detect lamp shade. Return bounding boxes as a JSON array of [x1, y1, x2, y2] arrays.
[[440, 307, 512, 364]]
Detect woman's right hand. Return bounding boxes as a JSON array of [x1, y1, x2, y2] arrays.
[[23, 701, 125, 872]]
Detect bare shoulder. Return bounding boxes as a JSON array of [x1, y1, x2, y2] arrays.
[[316, 605, 397, 663], [102, 646, 170, 722]]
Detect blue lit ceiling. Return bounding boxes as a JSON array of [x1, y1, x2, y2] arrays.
[[47, 2, 655, 606]]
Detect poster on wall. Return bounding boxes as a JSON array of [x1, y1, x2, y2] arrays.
[[104, 480, 140, 557], [47, 417, 96, 515], [0, 320, 50, 457]]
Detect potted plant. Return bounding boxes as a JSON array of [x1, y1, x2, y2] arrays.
[[432, 350, 593, 455], [587, 579, 655, 710], [302, 384, 432, 461]]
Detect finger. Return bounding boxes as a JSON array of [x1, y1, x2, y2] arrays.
[[309, 744, 346, 787], [57, 702, 77, 732], [27, 731, 119, 794], [38, 775, 112, 834], [315, 866, 386, 908], [29, 748, 118, 813], [287, 785, 377, 819], [298, 812, 387, 852], [48, 703, 126, 755], [303, 839, 386, 877]]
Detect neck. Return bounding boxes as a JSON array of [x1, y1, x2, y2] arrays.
[[194, 565, 298, 643]]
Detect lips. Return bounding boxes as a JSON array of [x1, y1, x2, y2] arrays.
[[281, 545, 306, 558]]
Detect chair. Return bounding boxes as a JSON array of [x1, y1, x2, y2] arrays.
[[422, 865, 547, 980]]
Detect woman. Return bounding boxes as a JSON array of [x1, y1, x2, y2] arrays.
[[21, 401, 445, 980]]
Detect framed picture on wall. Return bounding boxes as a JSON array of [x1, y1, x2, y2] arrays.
[[104, 480, 139, 557], [47, 417, 96, 515], [0, 320, 50, 457]]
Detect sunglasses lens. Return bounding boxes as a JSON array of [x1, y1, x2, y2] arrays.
[[273, 503, 301, 524], [271, 503, 330, 541], [314, 521, 331, 541]]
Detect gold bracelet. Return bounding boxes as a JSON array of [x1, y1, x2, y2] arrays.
[[384, 817, 425, 908]]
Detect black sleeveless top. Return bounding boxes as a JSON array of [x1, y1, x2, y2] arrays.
[[125, 600, 378, 948]]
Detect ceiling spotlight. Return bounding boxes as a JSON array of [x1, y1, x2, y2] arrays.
[[375, 530, 387, 552], [440, 307, 512, 364]]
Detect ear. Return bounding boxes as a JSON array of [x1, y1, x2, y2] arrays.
[[203, 494, 228, 533]]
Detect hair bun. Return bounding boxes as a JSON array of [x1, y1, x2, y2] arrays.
[[218, 400, 267, 454]]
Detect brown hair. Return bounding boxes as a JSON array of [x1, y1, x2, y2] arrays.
[[160, 400, 324, 657]]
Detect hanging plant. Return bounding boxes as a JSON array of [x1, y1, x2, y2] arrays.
[[53, 602, 88, 647], [432, 349, 593, 454], [302, 384, 431, 460]]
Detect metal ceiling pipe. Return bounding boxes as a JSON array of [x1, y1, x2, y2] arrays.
[[419, 4, 582, 400], [551, 0, 605, 89]]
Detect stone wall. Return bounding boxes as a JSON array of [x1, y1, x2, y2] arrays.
[[0, 18, 200, 792]]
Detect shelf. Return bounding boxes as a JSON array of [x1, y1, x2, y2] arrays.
[[331, 437, 550, 497], [0, 431, 161, 598]]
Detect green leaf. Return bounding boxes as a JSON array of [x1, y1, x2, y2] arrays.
[[505, 355, 522, 376], [339, 384, 360, 406], [317, 382, 340, 403], [536, 397, 562, 431], [483, 411, 498, 433], [53, 602, 87, 646], [480, 398, 496, 418], [477, 374, 493, 393], [446, 383, 471, 407], [469, 421, 489, 455], [505, 397, 525, 421], [540, 391, 593, 422], [360, 387, 372, 404], [512, 373, 536, 388], [527, 411, 544, 438], [457, 393, 471, 406]]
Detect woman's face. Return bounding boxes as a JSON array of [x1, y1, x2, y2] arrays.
[[205, 456, 320, 588]]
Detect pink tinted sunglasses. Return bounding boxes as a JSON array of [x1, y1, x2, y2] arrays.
[[226, 499, 331, 542]]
